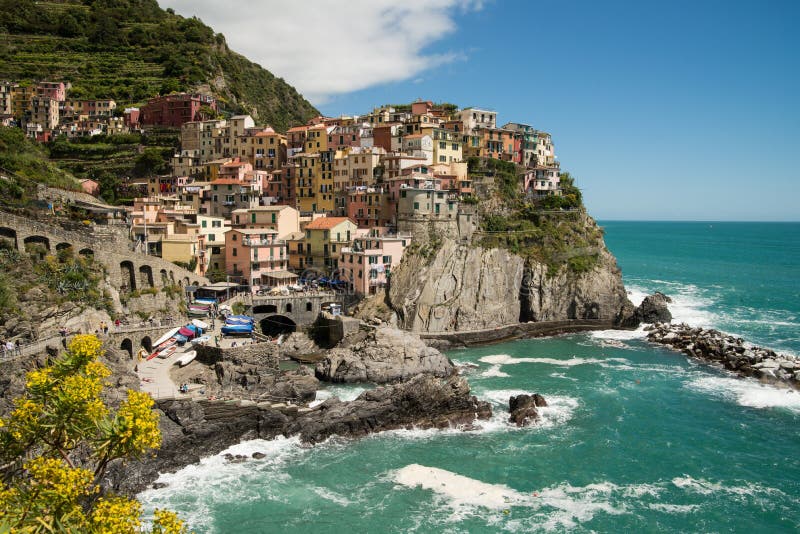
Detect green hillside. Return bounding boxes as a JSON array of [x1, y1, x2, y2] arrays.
[[0, 0, 319, 132]]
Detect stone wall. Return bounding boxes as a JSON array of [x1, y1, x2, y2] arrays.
[[0, 210, 207, 291]]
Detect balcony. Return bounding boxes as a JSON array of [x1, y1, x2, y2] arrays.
[[244, 239, 286, 247]]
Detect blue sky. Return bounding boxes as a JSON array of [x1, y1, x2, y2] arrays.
[[163, 0, 799, 221]]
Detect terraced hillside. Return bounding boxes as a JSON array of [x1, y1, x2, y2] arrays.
[[0, 0, 319, 131]]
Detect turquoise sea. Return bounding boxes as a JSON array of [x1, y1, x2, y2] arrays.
[[140, 222, 800, 533]]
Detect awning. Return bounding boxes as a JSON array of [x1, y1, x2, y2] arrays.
[[262, 271, 299, 280]]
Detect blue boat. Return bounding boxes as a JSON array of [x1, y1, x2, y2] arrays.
[[225, 315, 255, 325], [221, 323, 253, 335]]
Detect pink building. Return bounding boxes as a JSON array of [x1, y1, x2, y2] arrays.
[[36, 81, 66, 102], [346, 187, 393, 228], [140, 93, 217, 128], [340, 233, 411, 295], [225, 228, 291, 289]]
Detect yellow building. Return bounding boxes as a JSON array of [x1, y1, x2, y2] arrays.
[[297, 151, 336, 214], [431, 128, 463, 164], [301, 217, 358, 271], [161, 234, 202, 274]]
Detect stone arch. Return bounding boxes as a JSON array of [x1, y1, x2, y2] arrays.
[[183, 277, 190, 287], [169, 271, 175, 284], [138, 264, 154, 288], [0, 227, 17, 249], [23, 235, 50, 253], [120, 338, 133, 358], [120, 261, 136, 290], [254, 304, 278, 314], [78, 247, 94, 257], [285, 303, 292, 313], [160, 269, 168, 285], [306, 301, 313, 312], [140, 336, 153, 352], [55, 242, 73, 252], [259, 315, 296, 337]]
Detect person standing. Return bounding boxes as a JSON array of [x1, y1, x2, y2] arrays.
[[15, 339, 22, 356]]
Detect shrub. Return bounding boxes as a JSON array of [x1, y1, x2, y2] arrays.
[[0, 335, 188, 533]]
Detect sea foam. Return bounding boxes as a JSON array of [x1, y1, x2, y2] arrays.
[[684, 375, 800, 412]]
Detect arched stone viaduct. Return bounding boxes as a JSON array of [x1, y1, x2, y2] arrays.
[[0, 211, 206, 290]]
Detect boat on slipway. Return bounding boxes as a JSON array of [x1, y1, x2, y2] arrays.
[[175, 350, 196, 367]]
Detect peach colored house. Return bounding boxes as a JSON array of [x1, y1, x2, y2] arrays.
[[340, 233, 411, 295], [80, 179, 99, 196], [225, 228, 291, 289]]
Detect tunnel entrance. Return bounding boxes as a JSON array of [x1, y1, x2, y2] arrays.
[[259, 315, 296, 337]]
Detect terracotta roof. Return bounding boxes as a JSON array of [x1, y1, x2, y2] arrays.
[[305, 217, 354, 230], [287, 125, 309, 133]]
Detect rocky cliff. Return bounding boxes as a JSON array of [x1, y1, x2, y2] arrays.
[[389, 212, 634, 332]]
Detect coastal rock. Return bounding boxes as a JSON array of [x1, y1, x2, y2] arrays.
[[315, 326, 454, 383], [635, 292, 673, 324], [109, 374, 490, 493], [508, 394, 547, 427], [388, 213, 633, 333], [287, 374, 491, 443]]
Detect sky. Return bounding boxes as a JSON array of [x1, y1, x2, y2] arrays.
[[159, 0, 799, 221]]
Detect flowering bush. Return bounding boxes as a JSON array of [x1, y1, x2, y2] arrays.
[[0, 334, 188, 533]]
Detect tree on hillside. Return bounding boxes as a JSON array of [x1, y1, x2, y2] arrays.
[[133, 148, 168, 177], [0, 335, 188, 533]]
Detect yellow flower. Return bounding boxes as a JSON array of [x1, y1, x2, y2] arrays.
[[152, 509, 189, 534], [90, 495, 142, 534]]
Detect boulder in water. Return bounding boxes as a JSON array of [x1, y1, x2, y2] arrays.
[[508, 393, 547, 427]]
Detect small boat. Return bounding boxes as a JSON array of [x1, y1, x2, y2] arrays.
[[156, 345, 177, 359], [175, 350, 196, 367], [191, 335, 210, 345], [221, 323, 253, 335], [153, 327, 181, 348], [191, 319, 209, 330], [147, 337, 176, 360], [194, 297, 217, 305], [178, 326, 196, 338]]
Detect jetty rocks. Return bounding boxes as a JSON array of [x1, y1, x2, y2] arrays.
[[315, 326, 454, 383], [647, 323, 800, 388]]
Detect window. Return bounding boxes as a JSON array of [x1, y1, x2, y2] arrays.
[[305, 231, 310, 239], [232, 234, 237, 241], [439, 156, 446, 162], [452, 143, 458, 150], [201, 220, 207, 228], [306, 302, 312, 312], [252, 263, 259, 270], [401, 190, 407, 198], [212, 220, 221, 228], [232, 248, 237, 256], [271, 213, 276, 223], [208, 234, 215, 241], [383, 255, 391, 264], [439, 141, 446, 149]]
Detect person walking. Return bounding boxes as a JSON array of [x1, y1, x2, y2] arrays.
[[15, 339, 22, 357]]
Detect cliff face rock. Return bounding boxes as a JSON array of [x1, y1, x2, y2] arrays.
[[315, 326, 454, 383], [389, 240, 526, 332], [519, 247, 632, 324], [389, 234, 633, 333]]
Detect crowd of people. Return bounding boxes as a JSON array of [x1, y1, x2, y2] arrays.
[[1, 339, 22, 358]]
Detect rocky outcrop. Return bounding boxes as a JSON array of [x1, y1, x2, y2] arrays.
[[389, 216, 633, 333], [647, 323, 799, 388], [508, 393, 548, 426], [108, 374, 491, 494], [622, 292, 672, 327], [315, 326, 454, 383]]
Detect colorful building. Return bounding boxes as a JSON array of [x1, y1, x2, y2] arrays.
[[340, 233, 411, 295]]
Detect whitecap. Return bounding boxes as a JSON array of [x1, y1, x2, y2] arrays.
[[481, 365, 510, 378], [648, 503, 700, 514], [310, 385, 367, 407], [684, 375, 800, 412], [479, 354, 608, 367], [394, 464, 530, 510]]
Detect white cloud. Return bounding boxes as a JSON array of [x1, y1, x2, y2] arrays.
[[159, 0, 481, 104]]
